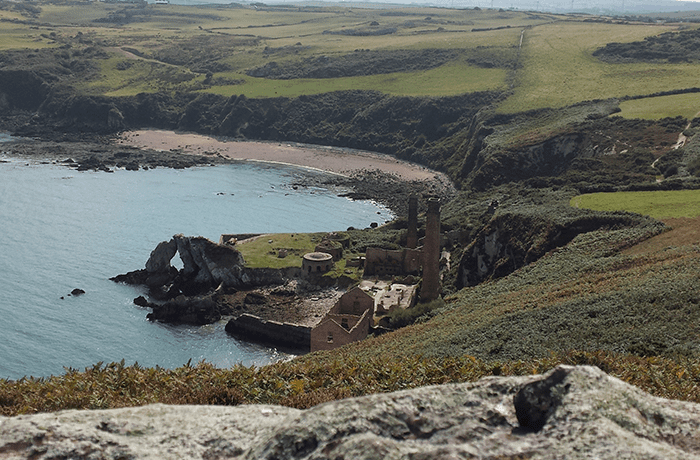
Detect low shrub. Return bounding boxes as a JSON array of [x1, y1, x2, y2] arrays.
[[3, 351, 700, 416], [388, 298, 445, 328]]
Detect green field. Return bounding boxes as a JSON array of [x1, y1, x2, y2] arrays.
[[570, 189, 700, 218], [618, 93, 700, 120], [236, 233, 325, 269], [498, 22, 700, 113], [3, 2, 699, 115], [205, 62, 507, 99]]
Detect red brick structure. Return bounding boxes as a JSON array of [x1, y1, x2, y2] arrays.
[[407, 194, 418, 249], [420, 198, 441, 301], [310, 286, 374, 352]]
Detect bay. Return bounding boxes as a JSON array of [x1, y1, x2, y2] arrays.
[[0, 153, 391, 380]]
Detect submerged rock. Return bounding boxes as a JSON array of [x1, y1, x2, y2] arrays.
[[2, 365, 700, 459]]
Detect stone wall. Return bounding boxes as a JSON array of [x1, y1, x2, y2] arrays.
[[310, 309, 371, 352], [225, 313, 311, 352], [363, 247, 421, 276]]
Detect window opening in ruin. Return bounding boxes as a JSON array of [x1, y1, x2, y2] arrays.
[[341, 318, 349, 330], [327, 332, 333, 343]]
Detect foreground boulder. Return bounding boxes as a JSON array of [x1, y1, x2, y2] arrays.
[[2, 365, 700, 459]]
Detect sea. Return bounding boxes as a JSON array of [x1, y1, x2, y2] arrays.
[[0, 134, 392, 380]]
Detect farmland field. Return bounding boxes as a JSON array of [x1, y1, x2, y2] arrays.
[[3, 2, 699, 118], [618, 93, 700, 120], [499, 22, 700, 113], [570, 189, 700, 218]]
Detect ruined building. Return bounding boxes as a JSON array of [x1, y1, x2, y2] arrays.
[[407, 194, 418, 249], [302, 252, 334, 275], [420, 198, 441, 301], [310, 286, 374, 352], [363, 247, 422, 277]]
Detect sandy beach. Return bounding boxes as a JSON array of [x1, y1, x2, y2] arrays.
[[117, 129, 442, 182]]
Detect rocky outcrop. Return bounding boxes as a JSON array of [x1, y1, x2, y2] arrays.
[[2, 365, 700, 459], [136, 289, 224, 325], [457, 210, 664, 288], [0, 70, 49, 111], [112, 235, 297, 324], [114, 234, 246, 296]]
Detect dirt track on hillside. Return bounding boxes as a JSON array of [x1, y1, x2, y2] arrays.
[[624, 215, 700, 255]]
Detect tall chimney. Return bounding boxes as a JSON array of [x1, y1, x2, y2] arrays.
[[407, 195, 418, 249], [420, 198, 441, 302]]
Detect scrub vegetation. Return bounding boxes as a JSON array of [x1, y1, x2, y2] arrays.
[[2, 0, 700, 416]]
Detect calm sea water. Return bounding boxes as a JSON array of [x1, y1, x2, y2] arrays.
[[0, 144, 391, 380]]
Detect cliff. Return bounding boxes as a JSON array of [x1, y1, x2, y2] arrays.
[[3, 60, 690, 194], [2, 365, 700, 459], [455, 202, 665, 289]]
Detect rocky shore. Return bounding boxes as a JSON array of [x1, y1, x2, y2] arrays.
[[1, 131, 455, 217]]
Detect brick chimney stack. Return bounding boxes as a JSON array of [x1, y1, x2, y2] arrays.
[[420, 198, 441, 302], [406, 195, 418, 249]]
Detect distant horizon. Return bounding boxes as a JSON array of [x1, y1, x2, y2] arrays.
[[156, 0, 700, 16]]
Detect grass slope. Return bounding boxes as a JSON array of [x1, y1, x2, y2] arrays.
[[571, 189, 700, 218], [499, 22, 700, 113], [619, 93, 700, 120]]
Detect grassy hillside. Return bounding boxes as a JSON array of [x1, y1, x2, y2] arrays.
[[3, 1, 699, 118], [499, 22, 700, 113], [619, 93, 700, 120]]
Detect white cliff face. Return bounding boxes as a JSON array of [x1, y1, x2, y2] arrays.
[[2, 365, 700, 459]]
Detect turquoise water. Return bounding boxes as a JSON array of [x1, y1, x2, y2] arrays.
[[0, 153, 391, 380]]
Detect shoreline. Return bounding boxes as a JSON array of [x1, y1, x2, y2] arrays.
[[117, 129, 444, 182], [1, 129, 456, 216]]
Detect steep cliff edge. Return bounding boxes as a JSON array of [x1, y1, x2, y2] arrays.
[[2, 365, 700, 459], [457, 208, 665, 288], [2, 59, 690, 194]]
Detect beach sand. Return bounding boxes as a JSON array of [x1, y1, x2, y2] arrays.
[[117, 129, 441, 181]]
